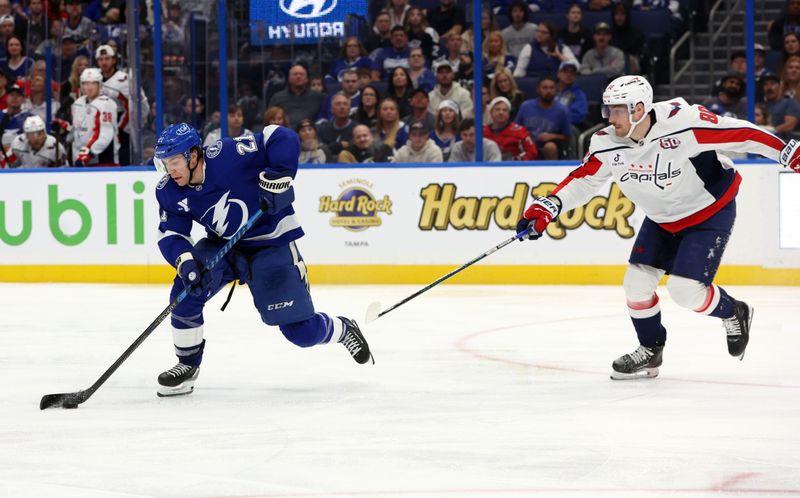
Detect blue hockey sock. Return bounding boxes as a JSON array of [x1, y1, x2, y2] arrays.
[[628, 295, 666, 347], [704, 285, 736, 319], [280, 313, 342, 348]]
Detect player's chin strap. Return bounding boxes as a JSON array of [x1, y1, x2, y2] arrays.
[[187, 154, 204, 187], [625, 107, 649, 139]]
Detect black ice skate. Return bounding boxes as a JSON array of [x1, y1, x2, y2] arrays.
[[339, 316, 374, 364], [157, 363, 199, 397], [723, 300, 753, 360], [610, 344, 664, 380]]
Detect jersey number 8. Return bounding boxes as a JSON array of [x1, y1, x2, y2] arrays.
[[234, 136, 257, 155]]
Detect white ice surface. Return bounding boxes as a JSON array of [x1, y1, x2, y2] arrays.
[[1, 283, 799, 498]]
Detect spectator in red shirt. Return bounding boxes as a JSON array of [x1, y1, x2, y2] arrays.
[[484, 96, 538, 160]]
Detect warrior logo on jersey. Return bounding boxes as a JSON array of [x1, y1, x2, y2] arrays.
[[200, 191, 249, 237], [318, 179, 393, 232], [668, 102, 682, 118]]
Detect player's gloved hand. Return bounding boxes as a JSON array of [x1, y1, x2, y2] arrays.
[[74, 147, 93, 167], [258, 171, 295, 215], [780, 139, 800, 173], [516, 196, 561, 241], [52, 118, 72, 132], [176, 253, 220, 298]]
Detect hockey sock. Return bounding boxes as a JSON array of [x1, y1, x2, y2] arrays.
[[172, 325, 205, 366], [699, 284, 736, 319], [628, 295, 666, 348]]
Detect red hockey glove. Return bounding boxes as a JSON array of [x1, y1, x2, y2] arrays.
[[516, 196, 561, 240], [52, 118, 72, 132], [75, 147, 93, 167], [780, 139, 800, 173]]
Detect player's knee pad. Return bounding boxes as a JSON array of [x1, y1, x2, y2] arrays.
[[623, 264, 663, 302], [279, 315, 327, 348], [666, 275, 708, 310]]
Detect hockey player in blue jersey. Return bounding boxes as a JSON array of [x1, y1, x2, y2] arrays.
[[153, 122, 373, 397]]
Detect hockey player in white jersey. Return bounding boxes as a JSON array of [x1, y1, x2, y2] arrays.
[[517, 75, 800, 379], [96, 44, 148, 164], [71, 67, 119, 166], [5, 116, 67, 168]]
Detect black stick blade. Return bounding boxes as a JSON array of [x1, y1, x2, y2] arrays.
[[39, 391, 87, 410]]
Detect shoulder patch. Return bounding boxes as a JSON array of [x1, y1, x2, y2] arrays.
[[668, 101, 682, 118], [205, 140, 223, 159], [157, 174, 170, 190]]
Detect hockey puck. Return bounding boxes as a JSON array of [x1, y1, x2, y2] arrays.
[[63, 403, 78, 409]]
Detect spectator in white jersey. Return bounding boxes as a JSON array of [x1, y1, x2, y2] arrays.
[[5, 115, 67, 168]]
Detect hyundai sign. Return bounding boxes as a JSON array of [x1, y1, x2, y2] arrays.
[[250, 0, 368, 45]]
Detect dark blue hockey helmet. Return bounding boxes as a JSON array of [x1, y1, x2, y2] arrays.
[[154, 123, 202, 174]]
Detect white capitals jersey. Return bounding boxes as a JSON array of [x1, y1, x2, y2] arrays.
[[9, 134, 67, 168], [71, 94, 119, 165], [552, 98, 785, 233], [101, 69, 149, 134]]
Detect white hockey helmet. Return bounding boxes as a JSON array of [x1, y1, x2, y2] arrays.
[[601, 75, 653, 136], [80, 67, 103, 84], [23, 115, 46, 134]]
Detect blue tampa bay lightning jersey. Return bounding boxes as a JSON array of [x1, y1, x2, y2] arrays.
[[155, 125, 304, 266]]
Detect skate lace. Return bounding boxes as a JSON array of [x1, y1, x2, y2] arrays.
[[723, 316, 742, 337], [166, 363, 192, 378], [629, 346, 653, 364], [342, 331, 363, 356]]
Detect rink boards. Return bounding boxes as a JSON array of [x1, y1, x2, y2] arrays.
[[0, 162, 798, 285]]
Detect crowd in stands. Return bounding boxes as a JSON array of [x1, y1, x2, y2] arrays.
[[4, 0, 800, 168]]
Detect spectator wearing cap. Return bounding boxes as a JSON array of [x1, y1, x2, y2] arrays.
[[372, 26, 411, 81], [502, 0, 539, 59], [407, 47, 436, 92], [580, 22, 624, 78], [402, 87, 435, 130], [489, 68, 524, 118], [268, 64, 326, 127], [427, 0, 466, 38], [448, 118, 502, 162], [338, 124, 393, 163], [373, 96, 408, 150], [769, 0, 800, 50], [64, 0, 96, 41], [405, 7, 437, 61], [393, 121, 443, 163], [296, 119, 327, 165], [318, 69, 361, 123], [711, 50, 746, 96], [514, 21, 579, 77], [429, 60, 473, 119], [755, 43, 769, 82], [96, 43, 149, 165], [353, 84, 380, 128], [762, 72, 800, 139], [203, 104, 253, 147], [515, 76, 571, 160], [0, 36, 32, 78], [430, 99, 460, 161], [365, 10, 392, 54], [0, 14, 14, 59], [611, 3, 645, 73], [484, 96, 538, 160], [561, 4, 593, 61], [556, 60, 588, 127], [702, 74, 747, 120], [326, 37, 372, 84], [317, 94, 357, 161], [483, 31, 517, 78], [0, 83, 31, 147]]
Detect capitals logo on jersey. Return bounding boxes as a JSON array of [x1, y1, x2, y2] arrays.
[[200, 191, 249, 237]]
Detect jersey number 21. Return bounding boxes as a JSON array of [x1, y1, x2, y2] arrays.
[[234, 136, 257, 155]]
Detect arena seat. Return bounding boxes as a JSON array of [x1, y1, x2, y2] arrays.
[[515, 76, 541, 99], [629, 10, 674, 39]]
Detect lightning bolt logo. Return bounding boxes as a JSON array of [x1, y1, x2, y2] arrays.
[[201, 191, 249, 238]]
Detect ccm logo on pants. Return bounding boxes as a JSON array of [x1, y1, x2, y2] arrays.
[[267, 300, 295, 310]]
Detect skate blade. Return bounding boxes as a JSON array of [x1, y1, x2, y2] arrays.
[[157, 381, 195, 397], [610, 367, 659, 380]]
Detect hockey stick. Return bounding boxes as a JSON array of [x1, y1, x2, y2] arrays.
[[40, 208, 265, 410], [365, 231, 527, 323]]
